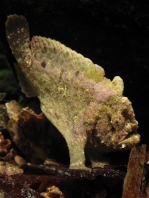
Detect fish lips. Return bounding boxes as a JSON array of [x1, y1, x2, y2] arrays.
[[117, 133, 140, 148]]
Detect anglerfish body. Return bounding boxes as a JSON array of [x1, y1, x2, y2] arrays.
[[6, 15, 140, 169]]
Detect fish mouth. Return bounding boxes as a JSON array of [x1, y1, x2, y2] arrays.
[[118, 133, 140, 148]]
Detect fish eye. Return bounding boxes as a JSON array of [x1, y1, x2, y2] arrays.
[[113, 119, 120, 126], [111, 114, 125, 128]]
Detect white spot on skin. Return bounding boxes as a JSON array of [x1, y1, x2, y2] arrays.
[[122, 144, 126, 148]]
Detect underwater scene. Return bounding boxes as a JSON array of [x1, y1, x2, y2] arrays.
[[0, 1, 149, 197]]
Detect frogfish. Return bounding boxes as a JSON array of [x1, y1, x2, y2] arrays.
[[5, 15, 140, 169]]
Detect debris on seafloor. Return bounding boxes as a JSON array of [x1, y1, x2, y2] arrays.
[[122, 145, 147, 198], [5, 15, 140, 170], [0, 132, 11, 154], [0, 103, 8, 130], [0, 161, 23, 176], [40, 185, 65, 198], [5, 100, 69, 165]]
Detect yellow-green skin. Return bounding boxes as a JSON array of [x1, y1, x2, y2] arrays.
[[6, 15, 140, 169]]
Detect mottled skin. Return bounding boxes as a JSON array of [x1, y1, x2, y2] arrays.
[[6, 15, 140, 169]]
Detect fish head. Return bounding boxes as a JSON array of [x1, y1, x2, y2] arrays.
[[94, 96, 140, 151]]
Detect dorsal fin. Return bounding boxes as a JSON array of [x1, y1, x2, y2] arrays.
[[6, 15, 36, 97], [5, 15, 30, 62], [31, 36, 105, 82]]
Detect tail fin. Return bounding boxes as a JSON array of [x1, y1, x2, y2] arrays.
[[5, 15, 30, 61]]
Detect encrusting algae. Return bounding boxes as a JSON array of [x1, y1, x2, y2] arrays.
[[5, 15, 140, 169]]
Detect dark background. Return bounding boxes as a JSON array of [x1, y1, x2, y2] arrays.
[[0, 0, 149, 146]]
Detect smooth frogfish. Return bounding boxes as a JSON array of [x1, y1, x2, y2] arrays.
[[5, 15, 140, 169]]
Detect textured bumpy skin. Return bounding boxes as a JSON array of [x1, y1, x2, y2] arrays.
[[6, 15, 140, 169]]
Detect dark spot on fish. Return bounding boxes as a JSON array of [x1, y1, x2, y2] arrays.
[[42, 47, 47, 53], [53, 48, 57, 53], [122, 109, 128, 118], [29, 43, 31, 49], [41, 61, 46, 68], [75, 71, 79, 76]]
